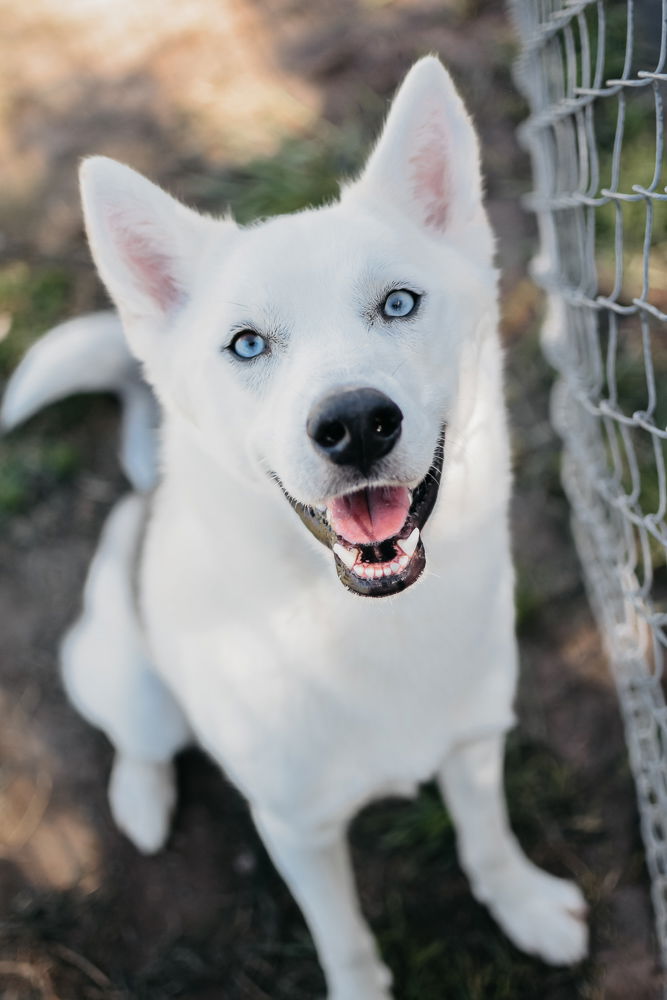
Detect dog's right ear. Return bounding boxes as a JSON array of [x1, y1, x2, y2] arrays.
[[80, 157, 215, 334], [343, 57, 487, 247]]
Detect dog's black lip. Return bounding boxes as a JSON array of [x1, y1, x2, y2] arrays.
[[273, 427, 445, 598]]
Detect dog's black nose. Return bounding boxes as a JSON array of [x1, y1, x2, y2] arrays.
[[307, 388, 403, 473]]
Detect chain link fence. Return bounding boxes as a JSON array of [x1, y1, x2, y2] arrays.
[[511, 0, 667, 974]]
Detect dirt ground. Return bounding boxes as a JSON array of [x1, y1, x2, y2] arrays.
[[0, 1, 664, 998]]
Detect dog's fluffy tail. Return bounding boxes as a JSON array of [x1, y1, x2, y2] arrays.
[[1, 310, 158, 492]]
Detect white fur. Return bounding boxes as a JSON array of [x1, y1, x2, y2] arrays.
[[4, 57, 587, 997], [0, 311, 158, 491]]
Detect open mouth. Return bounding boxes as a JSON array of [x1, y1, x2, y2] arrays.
[[278, 428, 445, 598]]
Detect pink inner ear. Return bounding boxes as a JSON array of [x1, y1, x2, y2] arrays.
[[409, 111, 450, 232], [111, 210, 184, 314]]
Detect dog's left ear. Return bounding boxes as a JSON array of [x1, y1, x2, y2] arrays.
[[344, 56, 484, 242]]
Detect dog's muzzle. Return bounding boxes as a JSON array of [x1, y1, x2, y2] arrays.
[[275, 426, 445, 598]]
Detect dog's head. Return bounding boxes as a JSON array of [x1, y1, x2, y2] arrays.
[[80, 57, 497, 598]]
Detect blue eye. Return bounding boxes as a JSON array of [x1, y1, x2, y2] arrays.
[[382, 290, 418, 318], [230, 330, 267, 360]]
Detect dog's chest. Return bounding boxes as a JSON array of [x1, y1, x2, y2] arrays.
[[143, 529, 516, 827]]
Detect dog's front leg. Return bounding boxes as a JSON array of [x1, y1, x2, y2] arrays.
[[438, 734, 588, 966], [252, 809, 392, 1000]]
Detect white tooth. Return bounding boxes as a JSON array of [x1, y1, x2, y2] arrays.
[[390, 561, 401, 572], [383, 566, 392, 576], [397, 527, 420, 558], [365, 566, 375, 580], [353, 563, 365, 576], [398, 554, 409, 568], [333, 543, 358, 570]]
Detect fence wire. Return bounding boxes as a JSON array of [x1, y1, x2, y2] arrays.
[[511, 0, 667, 973]]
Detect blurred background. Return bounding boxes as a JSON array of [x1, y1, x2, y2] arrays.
[[0, 1, 663, 997]]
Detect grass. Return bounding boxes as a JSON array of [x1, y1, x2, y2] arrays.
[[561, 4, 667, 306], [190, 127, 366, 224], [0, 438, 80, 516], [0, 261, 74, 378], [0, 261, 85, 519]]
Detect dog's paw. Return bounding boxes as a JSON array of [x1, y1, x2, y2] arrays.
[[327, 953, 393, 1000], [483, 862, 588, 966], [108, 756, 176, 854]]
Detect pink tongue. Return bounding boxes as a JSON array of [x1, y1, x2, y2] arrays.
[[329, 486, 410, 544]]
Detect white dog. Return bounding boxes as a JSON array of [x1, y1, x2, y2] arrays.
[[2, 57, 587, 999]]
